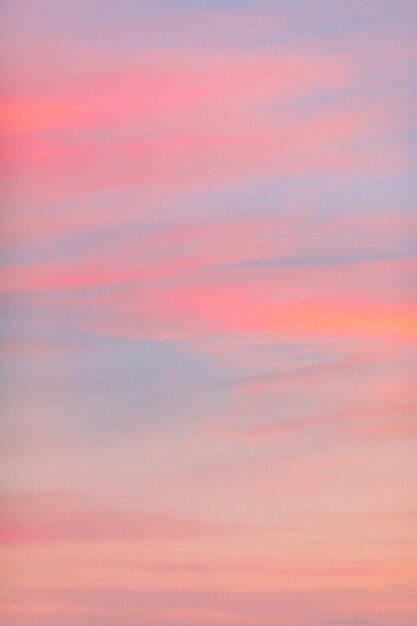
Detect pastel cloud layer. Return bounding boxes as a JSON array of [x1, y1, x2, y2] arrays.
[[1, 1, 416, 625]]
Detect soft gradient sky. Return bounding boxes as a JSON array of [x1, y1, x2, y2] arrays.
[[1, 1, 416, 625]]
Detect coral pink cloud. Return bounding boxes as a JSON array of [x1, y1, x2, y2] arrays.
[[0, 492, 235, 546], [1, 47, 348, 136], [2, 42, 413, 210], [98, 284, 415, 342], [3, 101, 407, 195]]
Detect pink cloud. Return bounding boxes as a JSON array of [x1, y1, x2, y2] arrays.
[[2, 41, 413, 210], [0, 492, 234, 546]]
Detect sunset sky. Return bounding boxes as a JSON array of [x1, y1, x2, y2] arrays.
[[1, 1, 416, 625]]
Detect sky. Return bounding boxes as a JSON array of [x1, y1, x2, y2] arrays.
[[0, 1, 416, 625]]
